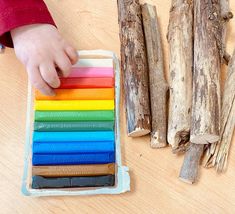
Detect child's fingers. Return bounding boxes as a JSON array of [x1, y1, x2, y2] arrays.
[[27, 65, 55, 96], [55, 52, 72, 77], [64, 45, 78, 65], [39, 62, 61, 88]]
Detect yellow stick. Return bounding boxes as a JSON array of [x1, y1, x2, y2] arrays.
[[35, 100, 114, 110]]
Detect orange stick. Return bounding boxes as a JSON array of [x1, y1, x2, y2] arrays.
[[35, 88, 114, 100]]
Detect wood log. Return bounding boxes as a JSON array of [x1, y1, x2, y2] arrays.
[[167, 0, 193, 153], [179, 0, 221, 183], [214, 48, 235, 172], [220, 0, 233, 64], [203, 0, 233, 167], [141, 3, 168, 148], [203, 0, 233, 168], [117, 0, 151, 137]]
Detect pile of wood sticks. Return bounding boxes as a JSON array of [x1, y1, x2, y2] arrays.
[[117, 0, 235, 184]]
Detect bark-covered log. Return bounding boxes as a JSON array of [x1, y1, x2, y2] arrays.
[[203, 0, 233, 167], [180, 0, 221, 183], [167, 0, 193, 153], [214, 48, 235, 172], [117, 0, 151, 137], [142, 3, 168, 148], [220, 0, 233, 64]]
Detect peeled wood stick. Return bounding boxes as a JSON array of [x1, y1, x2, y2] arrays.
[[214, 48, 235, 172], [167, 0, 193, 153], [220, 0, 233, 64], [179, 0, 221, 183], [117, 0, 151, 137], [141, 3, 168, 148]]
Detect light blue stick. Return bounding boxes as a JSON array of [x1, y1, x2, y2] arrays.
[[33, 131, 115, 142]]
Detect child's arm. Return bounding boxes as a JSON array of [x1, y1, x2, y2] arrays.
[[0, 0, 78, 95]]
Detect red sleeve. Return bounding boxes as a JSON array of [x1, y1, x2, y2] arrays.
[[0, 0, 56, 48]]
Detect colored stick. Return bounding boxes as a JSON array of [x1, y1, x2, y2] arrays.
[[32, 153, 115, 165], [34, 110, 115, 122], [32, 163, 115, 177], [34, 121, 114, 131], [73, 58, 113, 67], [32, 175, 115, 189], [69, 67, 114, 78], [33, 141, 115, 154], [35, 88, 114, 100], [33, 131, 115, 142], [35, 100, 114, 111], [59, 77, 114, 89]]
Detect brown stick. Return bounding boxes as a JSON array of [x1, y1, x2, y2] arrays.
[[179, 144, 204, 184], [141, 3, 168, 148], [179, 0, 221, 183], [167, 0, 193, 153], [214, 48, 235, 172], [220, 0, 233, 64], [32, 164, 115, 177], [117, 0, 151, 137], [203, 0, 233, 167]]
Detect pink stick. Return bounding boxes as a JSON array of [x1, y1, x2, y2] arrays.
[[69, 67, 114, 78]]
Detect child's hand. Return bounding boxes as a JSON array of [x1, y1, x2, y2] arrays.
[[11, 24, 78, 95]]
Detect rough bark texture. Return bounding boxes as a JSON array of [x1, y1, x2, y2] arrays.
[[220, 0, 233, 64], [203, 0, 233, 168], [180, 0, 222, 183], [117, 0, 151, 137], [179, 144, 204, 184], [142, 3, 168, 148], [214, 48, 235, 172], [167, 0, 193, 153]]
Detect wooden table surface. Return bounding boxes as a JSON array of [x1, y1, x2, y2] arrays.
[[0, 0, 235, 213]]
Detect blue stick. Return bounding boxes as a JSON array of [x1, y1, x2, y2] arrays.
[[33, 141, 115, 154], [32, 152, 115, 165], [33, 131, 115, 142]]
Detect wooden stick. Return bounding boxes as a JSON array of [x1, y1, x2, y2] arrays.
[[220, 0, 233, 64], [117, 0, 151, 137], [214, 48, 235, 172], [179, 144, 204, 184], [141, 3, 168, 148], [167, 0, 193, 153], [203, 0, 233, 167], [179, 0, 221, 183]]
